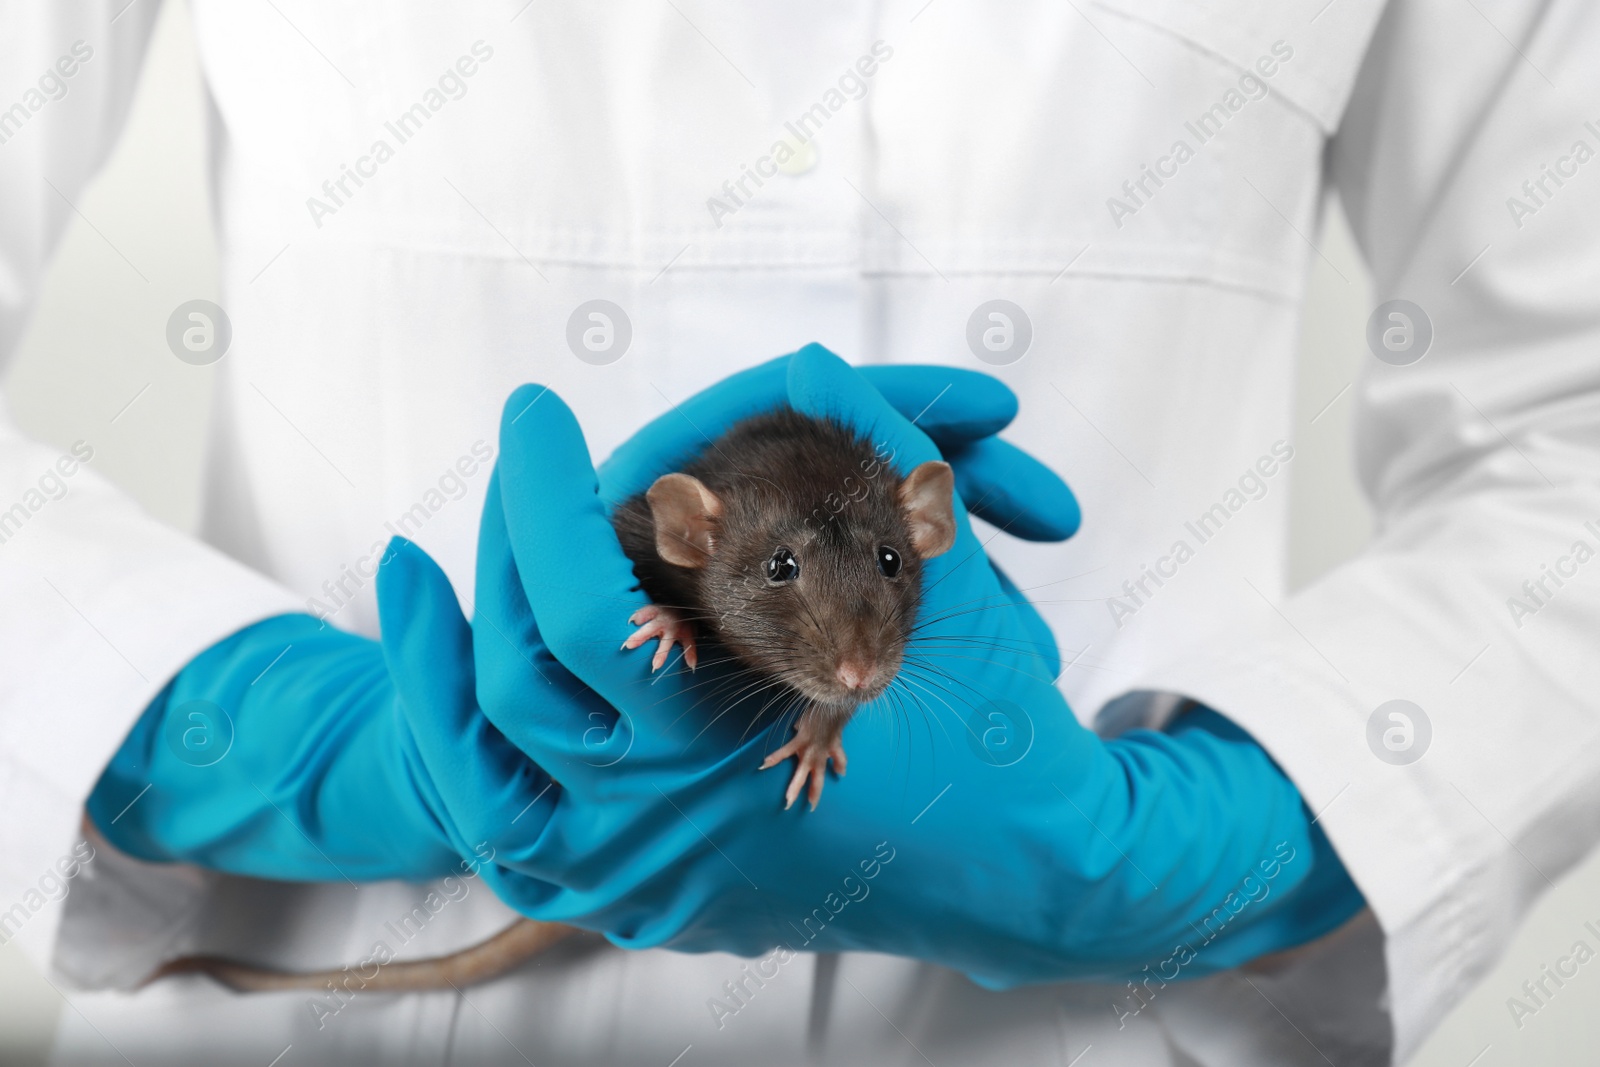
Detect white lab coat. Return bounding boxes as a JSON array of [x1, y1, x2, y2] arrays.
[[2, 0, 1597, 1063]]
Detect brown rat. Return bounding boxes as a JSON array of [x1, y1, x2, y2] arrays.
[[611, 408, 956, 809], [151, 408, 954, 994]]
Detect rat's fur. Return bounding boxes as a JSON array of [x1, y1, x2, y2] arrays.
[[611, 409, 929, 735]]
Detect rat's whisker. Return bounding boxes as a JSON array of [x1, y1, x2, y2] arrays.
[[897, 661, 986, 720], [909, 595, 1108, 635], [687, 674, 797, 744], [656, 663, 781, 724], [909, 591, 1106, 629], [895, 664, 969, 712], [740, 689, 806, 747], [715, 671, 799, 712], [906, 588, 1021, 618], [908, 603, 1034, 632], [902, 650, 1056, 685], [675, 668, 789, 714], [906, 631, 1051, 650], [894, 673, 951, 754], [906, 636, 1059, 661], [886, 679, 920, 731], [746, 686, 796, 735], [914, 541, 1001, 600], [894, 671, 971, 749]]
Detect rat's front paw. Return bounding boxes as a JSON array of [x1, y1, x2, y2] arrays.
[[760, 717, 847, 811], [622, 604, 698, 671]]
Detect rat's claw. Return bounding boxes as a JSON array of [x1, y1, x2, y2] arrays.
[[805, 760, 825, 811], [762, 725, 846, 810], [759, 734, 804, 771], [622, 604, 697, 672], [786, 763, 811, 811], [828, 737, 847, 777], [786, 746, 831, 810]]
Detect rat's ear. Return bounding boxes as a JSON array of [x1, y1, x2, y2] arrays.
[[899, 461, 956, 559], [647, 473, 724, 568]]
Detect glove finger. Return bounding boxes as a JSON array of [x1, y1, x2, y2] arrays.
[[473, 462, 634, 783], [856, 359, 1016, 442], [597, 346, 1021, 507], [498, 385, 660, 741], [785, 346, 948, 480], [945, 436, 1081, 542], [990, 559, 1063, 678], [597, 355, 789, 507], [375, 537, 561, 867]]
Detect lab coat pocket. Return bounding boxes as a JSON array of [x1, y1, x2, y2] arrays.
[[866, 0, 1378, 297], [1089, 0, 1387, 134]]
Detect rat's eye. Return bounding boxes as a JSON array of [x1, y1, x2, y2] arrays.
[[877, 545, 902, 578], [766, 547, 800, 582]]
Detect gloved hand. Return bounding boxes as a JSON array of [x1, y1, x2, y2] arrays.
[[86, 354, 1078, 887], [86, 604, 509, 881], [458, 344, 1364, 983]]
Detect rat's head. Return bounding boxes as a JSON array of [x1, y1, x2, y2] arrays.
[[646, 456, 956, 710]]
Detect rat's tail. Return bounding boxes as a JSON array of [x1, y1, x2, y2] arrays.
[[143, 918, 575, 993]]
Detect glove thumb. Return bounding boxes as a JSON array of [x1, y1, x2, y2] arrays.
[[376, 537, 477, 719]]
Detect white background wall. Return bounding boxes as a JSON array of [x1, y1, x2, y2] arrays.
[[3, 2, 1598, 1063]]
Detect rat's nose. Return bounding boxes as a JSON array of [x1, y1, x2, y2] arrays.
[[836, 659, 875, 690]]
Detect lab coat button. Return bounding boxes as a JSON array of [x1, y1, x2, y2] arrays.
[[778, 135, 819, 176]]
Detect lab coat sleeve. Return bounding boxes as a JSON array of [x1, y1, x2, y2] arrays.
[[0, 4, 300, 974], [1128, 0, 1600, 1059]]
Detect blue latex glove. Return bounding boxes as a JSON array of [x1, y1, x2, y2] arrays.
[[86, 609, 495, 881], [86, 357, 1077, 884], [451, 344, 1364, 982]]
